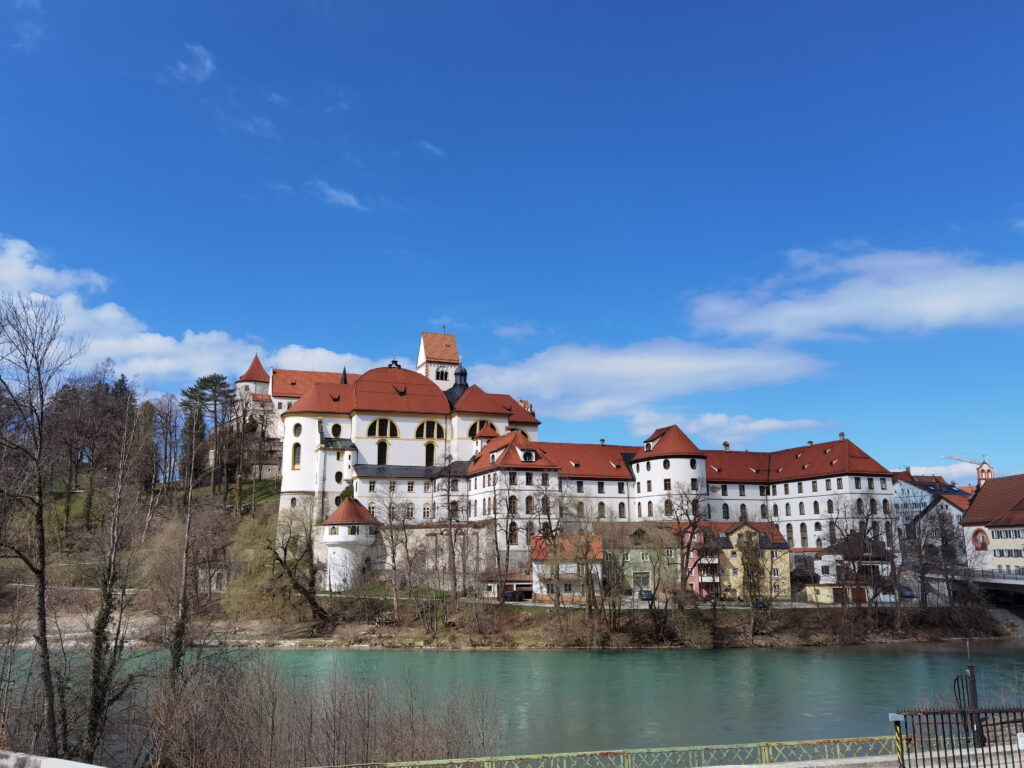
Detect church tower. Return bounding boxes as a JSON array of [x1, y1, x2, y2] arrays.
[[416, 331, 460, 391]]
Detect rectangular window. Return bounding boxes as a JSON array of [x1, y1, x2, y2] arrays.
[[663, 479, 671, 491], [855, 477, 862, 489], [771, 568, 780, 578], [509, 472, 517, 485], [329, 526, 338, 535], [691, 478, 699, 491], [618, 482, 625, 494], [407, 482, 414, 492], [797, 482, 803, 493], [665, 549, 674, 560], [867, 478, 875, 490], [759, 485, 769, 496], [784, 484, 789, 495], [389, 481, 396, 492], [881, 478, 887, 490], [739, 485, 746, 497], [597, 481, 605, 493], [641, 552, 650, 562], [348, 526, 358, 536], [825, 479, 832, 491], [277, 402, 283, 410], [577, 480, 584, 493], [837, 478, 844, 490], [821, 565, 830, 575], [541, 473, 549, 486], [646, 480, 652, 492], [637, 482, 641, 493], [812, 480, 818, 492], [525, 473, 533, 486], [773, 485, 778, 496], [451, 479, 459, 491], [721, 484, 728, 496], [368, 481, 376, 492]]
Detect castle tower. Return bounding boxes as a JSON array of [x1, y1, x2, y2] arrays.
[[977, 458, 995, 486], [236, 354, 270, 398], [416, 331, 460, 391], [319, 498, 380, 592]]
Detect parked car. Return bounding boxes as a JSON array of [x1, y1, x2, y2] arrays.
[[503, 590, 528, 602], [638, 588, 654, 601], [899, 586, 916, 599]]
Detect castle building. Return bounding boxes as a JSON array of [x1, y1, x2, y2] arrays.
[[238, 332, 896, 592]]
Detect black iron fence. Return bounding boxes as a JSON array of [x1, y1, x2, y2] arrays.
[[892, 708, 1024, 768]]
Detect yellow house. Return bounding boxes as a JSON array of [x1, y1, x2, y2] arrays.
[[689, 521, 791, 601]]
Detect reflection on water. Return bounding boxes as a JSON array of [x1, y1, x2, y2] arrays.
[[257, 640, 1024, 755]]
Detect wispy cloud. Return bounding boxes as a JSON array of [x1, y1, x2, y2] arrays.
[[267, 92, 288, 107], [416, 139, 445, 158], [628, 408, 824, 445], [170, 43, 215, 83], [691, 246, 1024, 340], [900, 462, 981, 486], [231, 113, 278, 139], [325, 88, 351, 113], [0, 235, 107, 293], [13, 0, 43, 9], [494, 323, 536, 339], [13, 20, 43, 52], [472, 338, 825, 423], [308, 179, 367, 211], [1012, 219, 1024, 232]]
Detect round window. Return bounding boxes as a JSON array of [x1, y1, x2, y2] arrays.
[[331, 424, 341, 438], [663, 459, 670, 470], [293, 423, 302, 437], [690, 458, 697, 470], [289, 497, 297, 508], [334, 471, 343, 484], [334, 496, 342, 506]]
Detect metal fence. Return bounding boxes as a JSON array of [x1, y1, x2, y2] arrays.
[[891, 708, 1024, 768], [316, 735, 896, 768]]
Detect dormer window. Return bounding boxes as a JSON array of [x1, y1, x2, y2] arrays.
[[523, 451, 535, 462], [490, 453, 497, 464], [645, 442, 652, 451]]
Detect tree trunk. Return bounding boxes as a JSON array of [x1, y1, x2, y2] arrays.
[[33, 490, 59, 756]]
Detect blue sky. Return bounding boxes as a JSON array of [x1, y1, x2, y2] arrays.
[[3, 1, 1024, 481]]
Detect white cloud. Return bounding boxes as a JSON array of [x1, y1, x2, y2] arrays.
[[0, 236, 107, 293], [267, 92, 288, 106], [13, 20, 43, 52], [171, 43, 215, 83], [270, 345, 410, 373], [628, 408, 824, 445], [471, 338, 825, 423], [308, 179, 367, 211], [691, 247, 1024, 340], [900, 462, 980, 486], [13, 0, 43, 9], [416, 139, 445, 158], [494, 323, 536, 339], [232, 113, 277, 139]]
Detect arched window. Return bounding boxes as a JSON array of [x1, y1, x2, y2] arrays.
[[424, 443, 435, 466], [785, 503, 791, 516], [646, 501, 653, 517], [376, 441, 388, 465], [293, 423, 302, 437], [665, 499, 673, 516], [884, 521, 893, 544], [772, 504, 779, 517], [813, 501, 820, 515], [739, 503, 748, 520], [526, 496, 535, 515], [449, 501, 459, 519], [800, 523, 808, 548], [291, 443, 301, 470], [598, 502, 606, 518], [542, 496, 551, 516], [509, 496, 519, 515], [798, 502, 805, 515], [618, 502, 626, 519], [883, 499, 890, 515], [856, 498, 865, 515], [577, 502, 585, 517], [786, 524, 794, 546], [663, 459, 671, 470], [468, 420, 497, 438], [331, 423, 342, 438], [722, 503, 730, 520], [870, 498, 878, 515], [827, 499, 834, 515], [760, 504, 768, 519], [367, 418, 398, 438], [814, 522, 822, 531], [416, 421, 445, 440], [815, 537, 822, 548], [637, 503, 642, 517], [526, 520, 535, 540]]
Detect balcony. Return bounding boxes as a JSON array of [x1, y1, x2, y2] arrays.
[[699, 575, 720, 583]]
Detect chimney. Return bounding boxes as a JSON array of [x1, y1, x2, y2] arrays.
[[807, 440, 813, 446], [839, 432, 846, 441], [600, 438, 605, 446], [723, 441, 730, 452]]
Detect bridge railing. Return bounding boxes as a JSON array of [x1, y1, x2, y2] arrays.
[[965, 568, 1024, 582], [891, 707, 1024, 768], [314, 735, 896, 768]]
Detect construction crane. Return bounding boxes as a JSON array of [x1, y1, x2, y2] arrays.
[[942, 455, 989, 466]]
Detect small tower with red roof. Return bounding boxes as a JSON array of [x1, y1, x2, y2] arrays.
[[236, 354, 270, 400], [319, 498, 381, 591]]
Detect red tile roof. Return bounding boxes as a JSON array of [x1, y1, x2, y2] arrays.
[[467, 430, 560, 473], [475, 423, 499, 439], [288, 367, 451, 417], [699, 521, 789, 547], [453, 386, 540, 424], [703, 438, 891, 484], [941, 493, 971, 513], [271, 369, 360, 398], [638, 426, 703, 459], [421, 332, 460, 363], [530, 535, 603, 561], [320, 498, 378, 527], [533, 442, 637, 480], [251, 393, 271, 402], [961, 474, 1024, 528], [238, 355, 270, 384], [287, 382, 356, 415]]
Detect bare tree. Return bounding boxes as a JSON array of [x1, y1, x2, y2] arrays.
[[0, 294, 81, 756]]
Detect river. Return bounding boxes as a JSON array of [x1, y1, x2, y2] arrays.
[[254, 640, 1024, 756]]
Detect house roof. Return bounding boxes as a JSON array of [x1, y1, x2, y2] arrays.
[[271, 369, 359, 398], [251, 393, 271, 403], [941, 493, 971, 513], [352, 366, 452, 415], [698, 521, 789, 548], [703, 438, 891, 484], [962, 474, 1024, 528], [638, 426, 704, 460], [421, 332, 460, 363], [286, 382, 356, 415], [530, 535, 604, 561], [453, 386, 540, 424], [320, 498, 377, 527], [467, 431, 560, 474], [475, 423, 499, 439], [533, 441, 637, 480], [238, 355, 270, 384]]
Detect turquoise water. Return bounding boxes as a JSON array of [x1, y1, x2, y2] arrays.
[[254, 640, 1024, 756]]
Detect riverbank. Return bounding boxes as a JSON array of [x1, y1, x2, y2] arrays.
[[172, 600, 1010, 651]]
